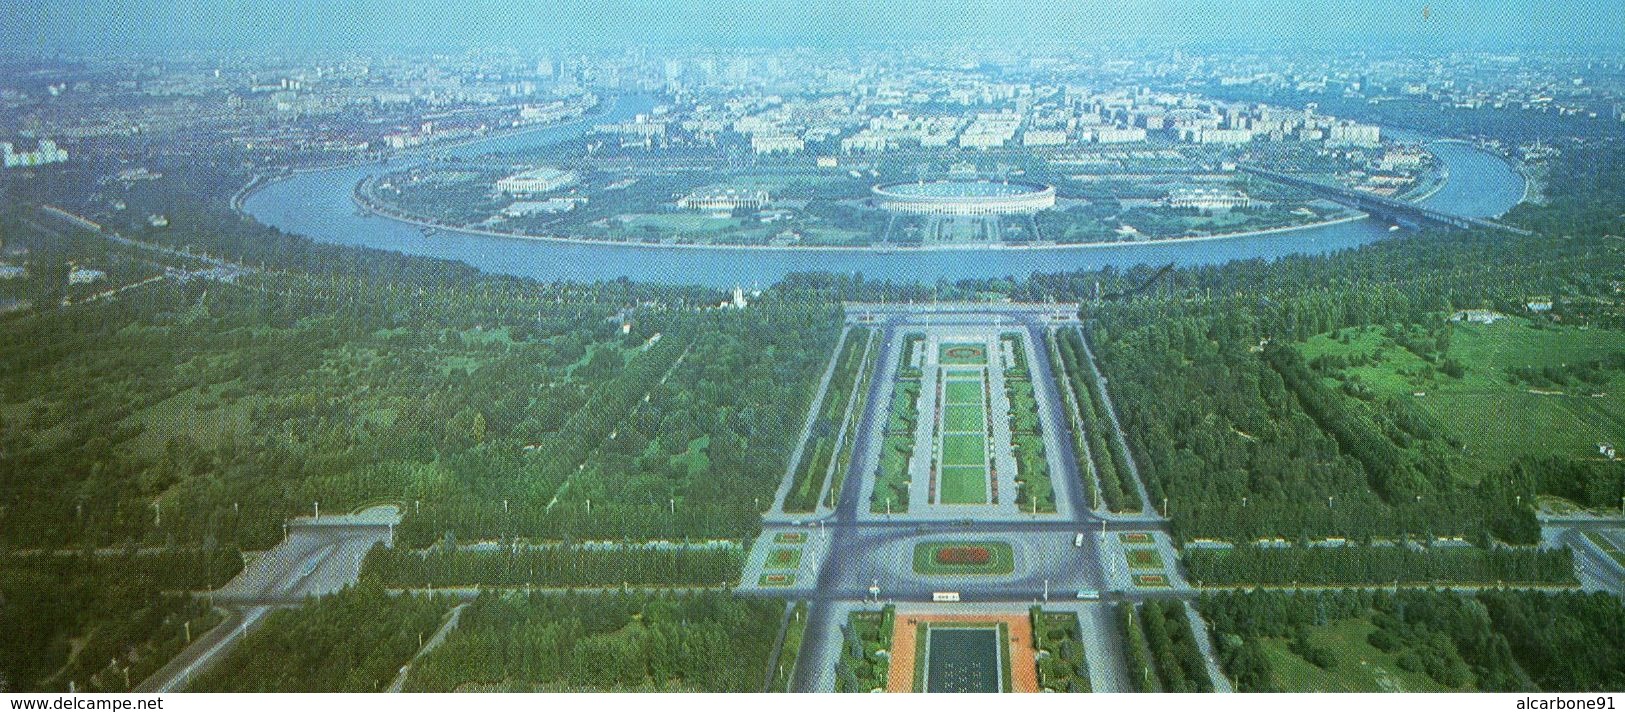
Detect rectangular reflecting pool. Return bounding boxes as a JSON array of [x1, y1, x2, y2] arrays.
[[924, 627, 1002, 693]]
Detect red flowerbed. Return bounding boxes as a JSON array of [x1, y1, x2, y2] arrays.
[[935, 546, 992, 565]]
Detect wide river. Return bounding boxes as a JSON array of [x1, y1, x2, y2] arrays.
[[243, 95, 1526, 288]]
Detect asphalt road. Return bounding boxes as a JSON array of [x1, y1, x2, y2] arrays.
[[786, 305, 1159, 692], [135, 507, 399, 692]]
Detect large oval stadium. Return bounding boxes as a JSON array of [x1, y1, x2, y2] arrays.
[[872, 179, 1056, 215]]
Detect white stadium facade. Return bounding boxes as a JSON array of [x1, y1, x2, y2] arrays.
[[872, 179, 1056, 216]]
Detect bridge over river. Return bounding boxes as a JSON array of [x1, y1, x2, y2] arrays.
[[1239, 165, 1533, 236]]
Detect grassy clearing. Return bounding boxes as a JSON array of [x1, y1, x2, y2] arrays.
[[1259, 619, 1459, 692], [1296, 319, 1625, 477]]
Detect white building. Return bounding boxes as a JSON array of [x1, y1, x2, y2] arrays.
[[677, 188, 769, 214], [2, 139, 68, 168], [1327, 123, 1381, 148], [68, 267, 105, 285], [1091, 127, 1148, 144], [495, 167, 579, 195], [1167, 188, 1252, 211], [750, 134, 805, 155], [1022, 129, 1068, 147], [1182, 127, 1255, 144]]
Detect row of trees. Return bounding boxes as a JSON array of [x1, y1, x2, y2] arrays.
[[1264, 343, 1429, 503], [1116, 603, 1157, 691], [360, 543, 744, 588], [1183, 545, 1575, 586], [784, 327, 869, 512], [1048, 330, 1128, 511], [1138, 600, 1214, 692]]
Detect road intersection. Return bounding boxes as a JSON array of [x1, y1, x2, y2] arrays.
[[745, 302, 1187, 692]]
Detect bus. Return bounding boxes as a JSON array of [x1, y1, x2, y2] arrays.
[[932, 591, 961, 602]]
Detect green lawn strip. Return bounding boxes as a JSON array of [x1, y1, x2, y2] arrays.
[[940, 433, 987, 466], [943, 403, 986, 432], [911, 621, 930, 692], [944, 379, 983, 404], [939, 466, 989, 504], [765, 547, 803, 570], [1126, 548, 1165, 570], [768, 602, 810, 692], [911, 541, 1016, 575]]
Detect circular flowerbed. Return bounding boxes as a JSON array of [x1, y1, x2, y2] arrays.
[[935, 546, 992, 565]]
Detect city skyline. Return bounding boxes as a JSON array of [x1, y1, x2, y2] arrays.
[[5, 0, 1625, 53]]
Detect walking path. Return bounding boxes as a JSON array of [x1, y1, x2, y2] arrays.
[[386, 603, 469, 692]]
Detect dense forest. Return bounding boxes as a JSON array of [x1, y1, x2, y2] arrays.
[[188, 583, 451, 692], [0, 203, 841, 552], [400, 590, 782, 692], [1200, 588, 1625, 692], [0, 548, 243, 692]]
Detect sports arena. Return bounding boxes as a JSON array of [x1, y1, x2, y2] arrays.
[[872, 179, 1056, 216]]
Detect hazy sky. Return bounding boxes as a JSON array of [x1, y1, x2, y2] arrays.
[[3, 0, 1622, 53]]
